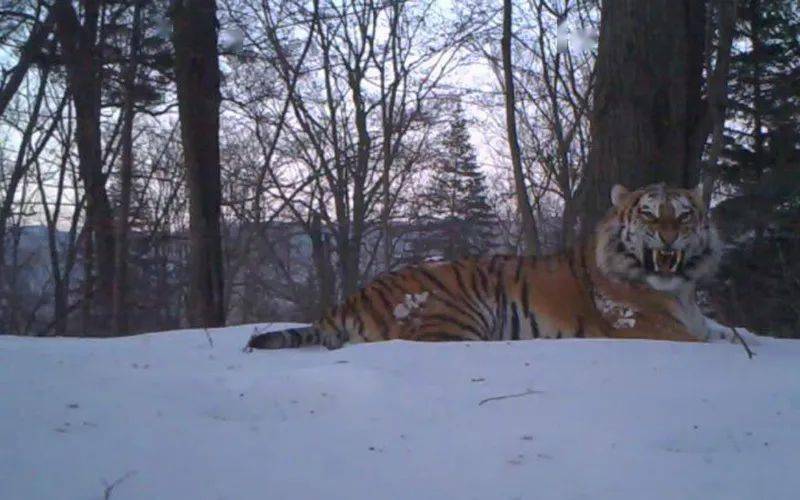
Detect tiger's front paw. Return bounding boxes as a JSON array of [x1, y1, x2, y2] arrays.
[[704, 321, 761, 346]]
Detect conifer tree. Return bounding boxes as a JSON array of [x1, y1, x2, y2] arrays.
[[719, 0, 800, 208], [415, 102, 495, 260], [711, 0, 800, 337]]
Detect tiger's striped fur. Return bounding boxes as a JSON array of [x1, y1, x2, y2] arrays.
[[247, 183, 721, 350]]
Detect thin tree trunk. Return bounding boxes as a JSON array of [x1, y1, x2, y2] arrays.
[[81, 227, 93, 333], [345, 62, 370, 297], [702, 0, 739, 204], [172, 0, 225, 327], [381, 119, 394, 272], [502, 0, 539, 255], [52, 0, 115, 334], [113, 1, 143, 335], [310, 211, 335, 316], [380, 1, 402, 272], [34, 130, 75, 336], [748, 0, 766, 249]]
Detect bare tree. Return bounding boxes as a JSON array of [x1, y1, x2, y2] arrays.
[[0, 56, 64, 331], [113, 1, 144, 335], [257, 0, 464, 300], [0, 3, 52, 118], [51, 0, 116, 332], [475, 0, 595, 250], [33, 107, 83, 336], [502, 0, 539, 255]]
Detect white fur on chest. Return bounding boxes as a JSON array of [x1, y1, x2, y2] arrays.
[[645, 275, 684, 292]]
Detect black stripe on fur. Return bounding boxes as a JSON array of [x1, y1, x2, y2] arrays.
[[246, 327, 320, 350]]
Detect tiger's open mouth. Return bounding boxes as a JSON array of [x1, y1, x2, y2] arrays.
[[644, 248, 683, 274]]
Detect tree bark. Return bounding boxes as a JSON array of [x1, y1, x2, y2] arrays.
[[310, 211, 335, 317], [113, 1, 143, 335], [52, 0, 115, 333], [172, 0, 226, 328], [502, 0, 539, 255], [581, 0, 706, 232]]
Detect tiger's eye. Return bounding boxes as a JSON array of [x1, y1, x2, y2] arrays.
[[640, 210, 656, 221], [678, 212, 693, 223]]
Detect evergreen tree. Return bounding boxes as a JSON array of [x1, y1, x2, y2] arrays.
[[415, 102, 495, 260], [719, 0, 800, 204], [710, 0, 800, 337]]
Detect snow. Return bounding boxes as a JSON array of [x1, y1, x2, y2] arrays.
[[1, 324, 799, 500]]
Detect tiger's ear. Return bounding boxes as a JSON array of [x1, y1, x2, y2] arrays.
[[610, 184, 629, 208]]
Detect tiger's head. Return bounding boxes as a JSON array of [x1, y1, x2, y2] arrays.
[[595, 183, 721, 293]]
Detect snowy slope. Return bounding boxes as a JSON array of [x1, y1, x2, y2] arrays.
[[1, 325, 799, 500]]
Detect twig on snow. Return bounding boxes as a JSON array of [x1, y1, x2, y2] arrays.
[[729, 326, 755, 360], [203, 328, 214, 348], [478, 388, 542, 407], [102, 470, 137, 500]]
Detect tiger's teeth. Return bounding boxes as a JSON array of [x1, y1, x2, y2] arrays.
[[671, 250, 682, 272], [652, 248, 659, 272]]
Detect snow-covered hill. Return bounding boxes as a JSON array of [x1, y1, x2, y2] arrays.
[[1, 325, 798, 500]]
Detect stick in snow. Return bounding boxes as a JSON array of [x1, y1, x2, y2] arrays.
[[478, 388, 542, 406], [203, 328, 214, 348], [102, 470, 137, 500], [728, 326, 755, 360]]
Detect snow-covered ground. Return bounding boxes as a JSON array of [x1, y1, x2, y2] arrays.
[[1, 324, 799, 500]]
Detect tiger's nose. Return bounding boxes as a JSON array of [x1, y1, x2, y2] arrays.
[[659, 228, 678, 246]]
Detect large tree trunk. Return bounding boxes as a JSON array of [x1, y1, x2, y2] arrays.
[[581, 0, 706, 231], [172, 0, 226, 328], [52, 0, 115, 334]]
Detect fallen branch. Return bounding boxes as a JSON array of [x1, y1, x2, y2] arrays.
[[102, 470, 137, 500], [478, 388, 541, 407], [203, 328, 214, 348], [729, 326, 755, 360]]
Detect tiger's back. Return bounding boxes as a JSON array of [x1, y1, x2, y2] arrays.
[[248, 253, 608, 350]]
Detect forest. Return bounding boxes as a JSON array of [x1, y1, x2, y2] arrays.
[[2, 2, 800, 498], [1, 0, 798, 339]]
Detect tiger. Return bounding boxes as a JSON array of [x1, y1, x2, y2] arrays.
[[246, 183, 722, 351]]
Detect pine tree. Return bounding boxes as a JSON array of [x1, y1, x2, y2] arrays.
[[415, 102, 495, 260], [719, 0, 800, 207], [711, 0, 800, 337]]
